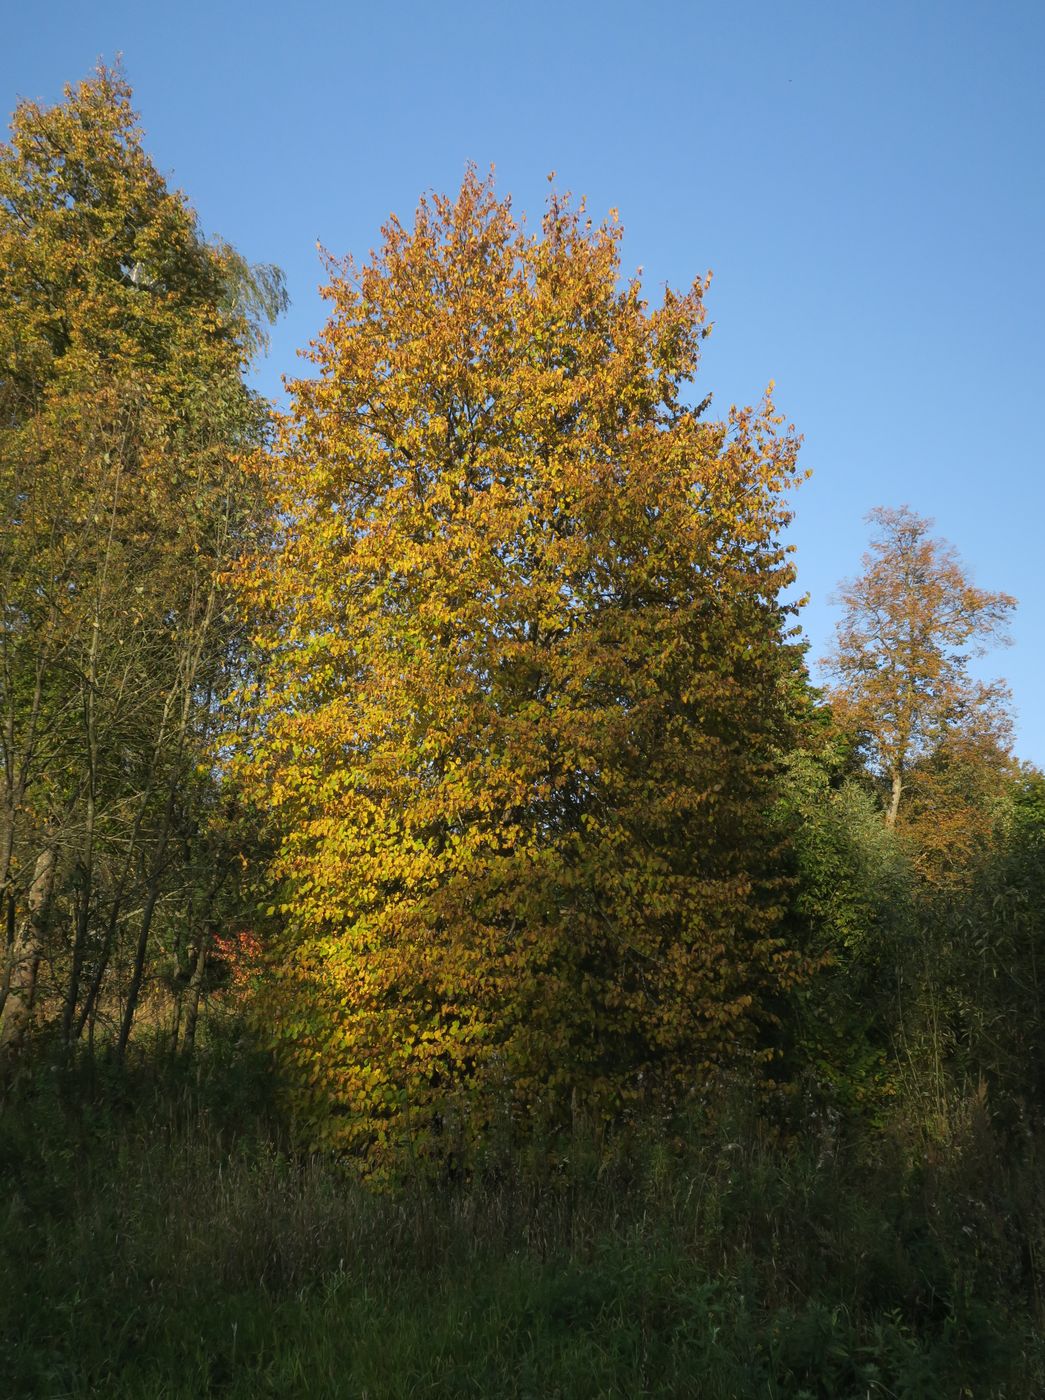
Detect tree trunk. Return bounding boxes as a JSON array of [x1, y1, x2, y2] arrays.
[[115, 782, 177, 1060], [885, 769, 903, 828], [0, 788, 28, 1018], [61, 452, 124, 1047], [0, 845, 56, 1066], [181, 928, 212, 1057], [116, 574, 222, 1061]]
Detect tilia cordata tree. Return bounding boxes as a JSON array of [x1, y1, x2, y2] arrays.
[[237, 172, 807, 1165]]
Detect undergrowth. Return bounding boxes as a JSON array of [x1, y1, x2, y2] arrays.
[[1, 1047, 1042, 1398]]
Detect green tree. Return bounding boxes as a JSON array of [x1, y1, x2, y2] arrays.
[[0, 66, 284, 1064], [773, 712, 914, 1112], [909, 765, 1045, 1121]]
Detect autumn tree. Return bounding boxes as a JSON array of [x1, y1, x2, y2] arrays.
[[236, 171, 807, 1165], [824, 507, 1015, 829], [0, 67, 284, 1064]]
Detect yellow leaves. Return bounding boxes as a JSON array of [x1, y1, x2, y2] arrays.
[[236, 168, 808, 1172]]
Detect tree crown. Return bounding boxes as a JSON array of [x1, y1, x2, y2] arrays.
[[824, 505, 1015, 823]]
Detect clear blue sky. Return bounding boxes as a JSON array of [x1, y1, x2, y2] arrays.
[[6, 1, 1043, 764]]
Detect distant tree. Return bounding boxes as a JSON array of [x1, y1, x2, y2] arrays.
[[235, 170, 809, 1166], [824, 507, 1015, 828]]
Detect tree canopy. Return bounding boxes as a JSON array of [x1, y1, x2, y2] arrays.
[[0, 66, 284, 1063], [235, 170, 808, 1163], [823, 505, 1015, 828]]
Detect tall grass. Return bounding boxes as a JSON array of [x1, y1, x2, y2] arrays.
[[2, 1048, 1042, 1398]]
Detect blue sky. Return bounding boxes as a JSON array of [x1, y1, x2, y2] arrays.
[[5, 1, 1043, 763]]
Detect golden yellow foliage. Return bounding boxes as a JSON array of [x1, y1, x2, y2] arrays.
[[236, 170, 806, 1166]]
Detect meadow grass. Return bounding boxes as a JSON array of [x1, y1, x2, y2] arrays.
[[1, 1050, 1042, 1398]]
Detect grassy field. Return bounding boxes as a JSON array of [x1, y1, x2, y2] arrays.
[[2, 1049, 1043, 1399]]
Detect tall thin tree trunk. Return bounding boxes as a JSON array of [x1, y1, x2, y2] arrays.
[[115, 565, 223, 1061], [0, 845, 56, 1066], [0, 785, 29, 1017], [61, 449, 123, 1047], [73, 776, 163, 1043], [62, 617, 101, 1046], [181, 927, 212, 1057], [0, 888, 16, 1017], [0, 803, 16, 927], [0, 658, 45, 909], [73, 649, 187, 1045], [115, 782, 177, 1059]]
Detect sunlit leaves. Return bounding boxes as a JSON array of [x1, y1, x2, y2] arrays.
[[236, 170, 807, 1169], [0, 65, 282, 1056], [824, 506, 1016, 837]]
